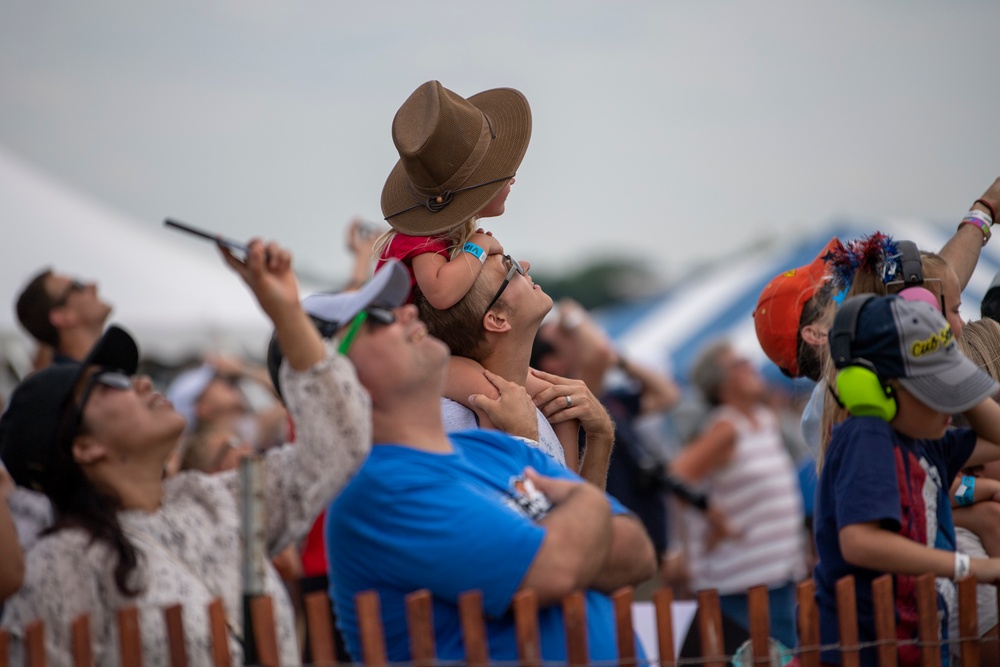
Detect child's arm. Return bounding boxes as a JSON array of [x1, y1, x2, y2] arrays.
[[444, 356, 501, 429], [961, 398, 1000, 467], [840, 521, 1000, 583], [949, 473, 1000, 508], [411, 232, 503, 310]]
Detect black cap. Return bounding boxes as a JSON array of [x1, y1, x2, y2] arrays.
[[982, 271, 1000, 323], [0, 325, 139, 491]]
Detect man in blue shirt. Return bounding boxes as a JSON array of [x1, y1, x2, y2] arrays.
[[307, 257, 657, 662]]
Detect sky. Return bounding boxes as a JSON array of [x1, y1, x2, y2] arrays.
[[2, 1, 999, 288]]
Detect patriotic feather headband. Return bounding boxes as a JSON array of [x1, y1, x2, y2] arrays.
[[827, 232, 901, 294]]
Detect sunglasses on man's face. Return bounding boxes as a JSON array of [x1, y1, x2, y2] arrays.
[[76, 369, 134, 424], [52, 280, 86, 308], [483, 255, 527, 316], [336, 306, 398, 355]]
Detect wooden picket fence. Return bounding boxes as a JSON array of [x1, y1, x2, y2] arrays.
[[0, 573, 995, 666]]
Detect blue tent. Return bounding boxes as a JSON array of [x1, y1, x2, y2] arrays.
[[599, 217, 1000, 387]]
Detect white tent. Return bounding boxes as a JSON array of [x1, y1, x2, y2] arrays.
[[0, 149, 275, 371]]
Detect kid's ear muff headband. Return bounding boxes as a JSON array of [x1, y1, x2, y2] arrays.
[[829, 294, 897, 421], [830, 294, 876, 370], [893, 239, 923, 287]]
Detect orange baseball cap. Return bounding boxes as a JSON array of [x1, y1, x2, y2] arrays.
[[753, 238, 840, 377]]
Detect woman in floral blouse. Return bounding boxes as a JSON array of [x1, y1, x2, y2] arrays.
[[0, 240, 380, 666]]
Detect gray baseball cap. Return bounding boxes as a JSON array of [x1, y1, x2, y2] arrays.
[[842, 294, 998, 413]]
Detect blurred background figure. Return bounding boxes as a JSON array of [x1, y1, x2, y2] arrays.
[[532, 299, 682, 581], [166, 354, 287, 455], [669, 339, 806, 649], [15, 268, 112, 366], [344, 217, 381, 292]]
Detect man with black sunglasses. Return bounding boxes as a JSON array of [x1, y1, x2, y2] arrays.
[[295, 262, 657, 664], [15, 268, 112, 365]]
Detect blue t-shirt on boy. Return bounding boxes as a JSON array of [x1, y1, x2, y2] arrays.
[[814, 417, 976, 666]]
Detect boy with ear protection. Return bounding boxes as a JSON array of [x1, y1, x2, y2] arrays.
[[813, 293, 1000, 667]]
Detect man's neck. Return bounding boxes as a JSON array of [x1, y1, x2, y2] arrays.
[[59, 327, 102, 362], [479, 337, 532, 386], [372, 402, 453, 453]]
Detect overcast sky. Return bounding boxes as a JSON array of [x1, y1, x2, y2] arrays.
[[2, 1, 999, 287]]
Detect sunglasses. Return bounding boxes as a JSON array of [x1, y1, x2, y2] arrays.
[[52, 280, 86, 308], [336, 306, 397, 355], [76, 369, 133, 424], [483, 255, 526, 316]]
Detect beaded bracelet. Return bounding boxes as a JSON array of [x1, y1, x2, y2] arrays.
[[959, 214, 991, 246]]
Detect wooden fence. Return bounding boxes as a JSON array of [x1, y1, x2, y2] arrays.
[[0, 573, 994, 666]]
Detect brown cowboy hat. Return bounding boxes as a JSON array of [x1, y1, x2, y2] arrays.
[[381, 80, 532, 236]]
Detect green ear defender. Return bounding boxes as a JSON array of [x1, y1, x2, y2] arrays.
[[833, 360, 897, 421], [828, 294, 897, 422]]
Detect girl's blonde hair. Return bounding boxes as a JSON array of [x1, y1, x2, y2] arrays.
[[371, 218, 480, 271], [817, 250, 955, 470], [958, 318, 1000, 383]]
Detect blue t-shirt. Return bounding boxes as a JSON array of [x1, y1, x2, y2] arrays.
[[326, 429, 635, 662], [814, 417, 976, 666]]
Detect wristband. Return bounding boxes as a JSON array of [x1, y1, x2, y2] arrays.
[[956, 475, 976, 507], [966, 208, 994, 227], [462, 242, 487, 263], [959, 216, 991, 246], [954, 552, 971, 581], [975, 198, 997, 223]]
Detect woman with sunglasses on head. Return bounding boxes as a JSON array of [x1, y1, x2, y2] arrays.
[[0, 240, 372, 666]]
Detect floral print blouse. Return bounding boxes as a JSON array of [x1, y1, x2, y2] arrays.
[[1, 345, 371, 666]]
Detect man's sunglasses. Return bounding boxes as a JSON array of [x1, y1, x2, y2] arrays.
[[52, 280, 86, 308], [76, 369, 133, 424], [336, 306, 397, 355], [483, 255, 526, 316]]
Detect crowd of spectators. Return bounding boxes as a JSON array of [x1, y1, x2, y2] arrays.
[[2, 78, 1000, 667]]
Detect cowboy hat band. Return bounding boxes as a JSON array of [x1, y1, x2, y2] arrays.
[[381, 81, 531, 236]]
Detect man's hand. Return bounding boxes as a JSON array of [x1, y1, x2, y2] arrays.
[[469, 370, 539, 441], [346, 218, 379, 255], [524, 466, 582, 505]]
